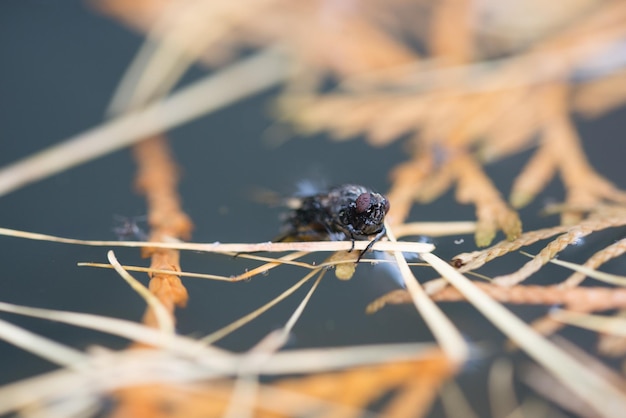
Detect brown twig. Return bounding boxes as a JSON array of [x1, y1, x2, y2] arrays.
[[132, 135, 193, 326]]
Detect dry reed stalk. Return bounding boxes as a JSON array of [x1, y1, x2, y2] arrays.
[[132, 135, 193, 325]]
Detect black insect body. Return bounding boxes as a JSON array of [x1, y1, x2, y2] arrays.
[[279, 184, 390, 258]]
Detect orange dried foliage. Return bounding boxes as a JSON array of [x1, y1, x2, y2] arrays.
[[574, 70, 626, 117], [95, 0, 417, 78], [453, 153, 522, 246], [273, 350, 455, 417], [132, 136, 193, 321], [386, 152, 434, 225], [110, 383, 234, 418], [428, 0, 473, 63], [94, 0, 626, 248], [111, 350, 455, 418], [453, 205, 626, 278], [91, 0, 626, 245], [387, 149, 523, 246]]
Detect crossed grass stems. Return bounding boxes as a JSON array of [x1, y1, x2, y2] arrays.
[[1, 216, 626, 417]]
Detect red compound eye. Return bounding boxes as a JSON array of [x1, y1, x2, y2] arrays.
[[355, 193, 371, 213], [384, 199, 390, 213]]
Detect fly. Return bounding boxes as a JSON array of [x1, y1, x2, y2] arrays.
[[277, 184, 390, 260]]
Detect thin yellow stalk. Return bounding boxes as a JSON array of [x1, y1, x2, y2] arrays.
[[107, 250, 174, 333], [78, 262, 235, 281], [201, 268, 320, 345], [386, 222, 468, 364], [224, 272, 325, 418]]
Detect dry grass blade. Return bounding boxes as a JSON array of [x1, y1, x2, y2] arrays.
[[550, 310, 626, 337], [386, 223, 468, 365], [420, 251, 626, 418], [107, 250, 174, 333], [224, 272, 324, 418], [0, 48, 288, 197], [0, 317, 87, 367], [78, 262, 235, 282], [200, 268, 321, 345], [227, 251, 310, 282], [392, 221, 476, 238], [0, 301, 236, 365], [0, 226, 434, 254], [0, 338, 439, 416], [110, 1, 282, 114]]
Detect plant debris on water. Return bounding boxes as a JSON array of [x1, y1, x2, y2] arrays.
[[1, 1, 626, 417]]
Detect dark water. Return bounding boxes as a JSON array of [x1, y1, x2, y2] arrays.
[[1, 1, 626, 417]]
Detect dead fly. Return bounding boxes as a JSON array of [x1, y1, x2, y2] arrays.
[[277, 184, 390, 260]]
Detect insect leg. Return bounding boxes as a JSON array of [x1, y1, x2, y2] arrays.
[[356, 227, 387, 262]]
